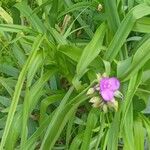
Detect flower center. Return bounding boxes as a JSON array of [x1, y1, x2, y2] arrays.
[[102, 81, 111, 90]]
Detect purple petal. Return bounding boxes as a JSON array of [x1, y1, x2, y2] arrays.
[[109, 77, 120, 91], [99, 77, 109, 91], [101, 90, 114, 101]]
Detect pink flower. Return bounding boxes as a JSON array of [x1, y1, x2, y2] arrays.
[[99, 77, 120, 101], [87, 74, 122, 112]]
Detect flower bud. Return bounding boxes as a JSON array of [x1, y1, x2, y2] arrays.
[[94, 84, 100, 91], [97, 4, 103, 12], [96, 73, 102, 82], [113, 101, 118, 111], [89, 97, 101, 108], [102, 72, 107, 77], [102, 104, 108, 113], [87, 88, 95, 95], [107, 101, 114, 108], [114, 90, 123, 99], [107, 100, 118, 111], [89, 96, 100, 103]]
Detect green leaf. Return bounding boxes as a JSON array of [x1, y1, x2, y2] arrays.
[[47, 0, 58, 27], [0, 24, 32, 33], [58, 1, 97, 19], [57, 44, 82, 62], [140, 114, 150, 148], [20, 68, 57, 149], [0, 77, 14, 96], [70, 133, 83, 150], [122, 103, 134, 150], [40, 81, 95, 149], [80, 108, 98, 150], [104, 3, 150, 62], [121, 38, 150, 81], [39, 94, 64, 124], [104, 0, 120, 34], [0, 35, 44, 149], [76, 22, 106, 77], [15, 2, 46, 33], [133, 120, 145, 150], [107, 112, 120, 150], [121, 72, 142, 128], [0, 64, 19, 77], [133, 17, 150, 33], [0, 96, 10, 107], [64, 0, 94, 37], [117, 57, 132, 78], [0, 7, 13, 24], [40, 87, 74, 149]]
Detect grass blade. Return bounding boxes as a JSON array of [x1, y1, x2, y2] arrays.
[[0, 35, 44, 149], [104, 3, 150, 61], [76, 22, 106, 77]]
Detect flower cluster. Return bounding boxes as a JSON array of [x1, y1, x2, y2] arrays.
[[87, 73, 123, 112]]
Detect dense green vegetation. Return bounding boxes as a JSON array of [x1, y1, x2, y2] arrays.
[[0, 0, 150, 149]]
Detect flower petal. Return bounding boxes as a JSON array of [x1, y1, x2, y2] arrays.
[[109, 77, 120, 91], [99, 77, 109, 91], [100, 90, 114, 101]]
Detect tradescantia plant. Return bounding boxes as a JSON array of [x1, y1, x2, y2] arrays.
[[0, 0, 150, 150], [88, 73, 123, 112]]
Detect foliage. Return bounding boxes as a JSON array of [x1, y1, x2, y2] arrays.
[[0, 0, 150, 149]]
